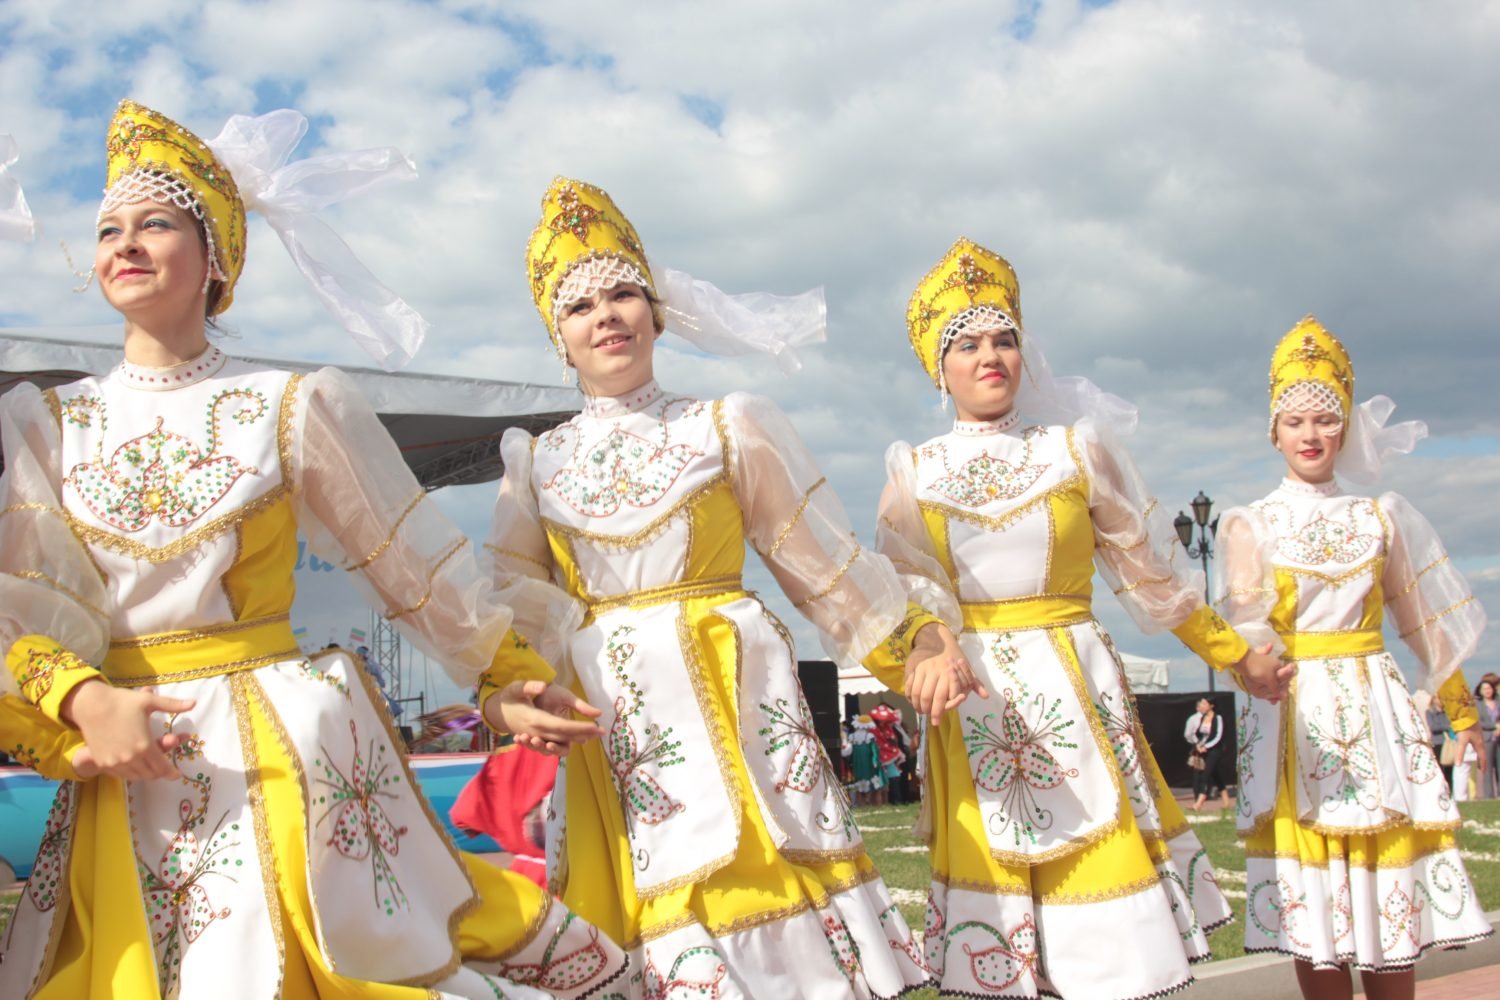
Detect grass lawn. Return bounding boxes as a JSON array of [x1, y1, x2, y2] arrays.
[[4, 799, 1497, 988]]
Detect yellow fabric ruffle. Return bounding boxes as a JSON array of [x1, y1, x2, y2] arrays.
[[0, 693, 85, 781]]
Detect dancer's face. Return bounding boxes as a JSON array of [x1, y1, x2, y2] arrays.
[[1197, 698, 1212, 713], [1274, 408, 1343, 484], [556, 281, 659, 397], [95, 200, 209, 322], [942, 328, 1022, 422]]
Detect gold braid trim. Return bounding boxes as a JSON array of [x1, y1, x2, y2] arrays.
[[42, 386, 62, 428], [228, 673, 288, 994], [347, 490, 426, 571], [277, 373, 303, 488], [465, 878, 555, 963], [1396, 555, 1451, 598], [1398, 596, 1477, 640], [765, 476, 827, 558], [919, 473, 1085, 532], [109, 612, 292, 648], [63, 484, 290, 564], [1038, 872, 1163, 905], [4, 570, 108, 622], [385, 538, 470, 620], [539, 473, 726, 548], [483, 543, 552, 575], [1282, 558, 1381, 588], [792, 543, 862, 610]]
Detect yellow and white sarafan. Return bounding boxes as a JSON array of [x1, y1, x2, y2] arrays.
[[1214, 315, 1491, 969], [873, 237, 1249, 999], [491, 177, 934, 996], [0, 103, 628, 1000]]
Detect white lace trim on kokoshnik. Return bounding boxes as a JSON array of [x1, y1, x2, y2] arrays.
[[552, 254, 650, 335], [936, 303, 1020, 404], [98, 169, 229, 291]]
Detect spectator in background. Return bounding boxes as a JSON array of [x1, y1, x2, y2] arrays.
[[1184, 697, 1232, 812], [1479, 674, 1500, 799]]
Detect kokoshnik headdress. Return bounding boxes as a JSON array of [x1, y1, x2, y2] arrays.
[[905, 237, 1135, 428], [1268, 314, 1425, 483], [99, 100, 428, 370], [525, 177, 825, 375], [0, 133, 36, 241]]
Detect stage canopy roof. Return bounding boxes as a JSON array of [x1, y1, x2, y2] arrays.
[[0, 330, 579, 489]]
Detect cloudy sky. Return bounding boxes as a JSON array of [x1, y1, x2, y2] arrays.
[[3, 0, 1498, 707]]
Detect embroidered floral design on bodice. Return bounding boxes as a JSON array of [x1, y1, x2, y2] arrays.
[[539, 398, 707, 518], [1259, 498, 1380, 567], [919, 433, 1049, 509], [62, 388, 268, 532]]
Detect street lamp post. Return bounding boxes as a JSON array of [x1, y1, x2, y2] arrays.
[[1174, 491, 1220, 693]]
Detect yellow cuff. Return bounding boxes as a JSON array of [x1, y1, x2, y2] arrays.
[[861, 602, 945, 695], [7, 635, 103, 725], [1172, 606, 1250, 673], [0, 692, 85, 780]]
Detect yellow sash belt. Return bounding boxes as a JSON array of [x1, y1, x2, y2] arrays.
[[583, 574, 747, 624], [105, 613, 301, 687], [961, 594, 1093, 631], [1278, 629, 1384, 661]]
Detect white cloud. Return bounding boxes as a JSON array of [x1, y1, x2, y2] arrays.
[[6, 0, 1500, 681]]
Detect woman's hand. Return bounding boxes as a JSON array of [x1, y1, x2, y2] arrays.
[[905, 622, 988, 726], [72, 731, 196, 780], [485, 679, 604, 757], [60, 679, 195, 780], [1232, 644, 1295, 703]]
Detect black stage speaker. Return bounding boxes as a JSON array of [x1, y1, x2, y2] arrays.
[[1135, 691, 1238, 790], [797, 659, 843, 763]]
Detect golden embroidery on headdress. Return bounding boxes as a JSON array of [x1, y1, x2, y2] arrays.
[[905, 238, 1023, 388]]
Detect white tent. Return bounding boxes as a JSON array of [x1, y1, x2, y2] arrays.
[[0, 330, 579, 488]]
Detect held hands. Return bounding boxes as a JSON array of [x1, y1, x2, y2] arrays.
[[60, 678, 196, 780], [1231, 643, 1295, 703], [485, 679, 604, 757], [905, 622, 989, 725]]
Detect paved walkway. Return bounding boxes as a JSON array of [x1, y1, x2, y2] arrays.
[[1355, 965, 1495, 1000]]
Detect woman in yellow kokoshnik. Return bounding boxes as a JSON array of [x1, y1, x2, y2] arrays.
[[874, 239, 1292, 999], [485, 178, 982, 998], [0, 102, 627, 999], [1218, 317, 1492, 1000]]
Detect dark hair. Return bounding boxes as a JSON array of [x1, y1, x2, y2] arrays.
[[642, 284, 666, 334]]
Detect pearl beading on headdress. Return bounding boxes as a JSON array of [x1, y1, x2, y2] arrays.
[[98, 168, 229, 290], [551, 255, 652, 352], [935, 303, 1020, 408], [1270, 378, 1346, 435]]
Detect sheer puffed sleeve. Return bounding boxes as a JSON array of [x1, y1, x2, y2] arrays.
[[876, 442, 961, 630], [1379, 491, 1486, 697], [0, 384, 111, 723], [293, 369, 552, 689], [1212, 505, 1283, 656], [477, 430, 584, 714], [1, 692, 87, 780], [721, 393, 930, 669], [1076, 419, 1248, 671]]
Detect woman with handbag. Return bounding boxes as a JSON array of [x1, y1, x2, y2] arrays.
[[1183, 698, 1232, 811]]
